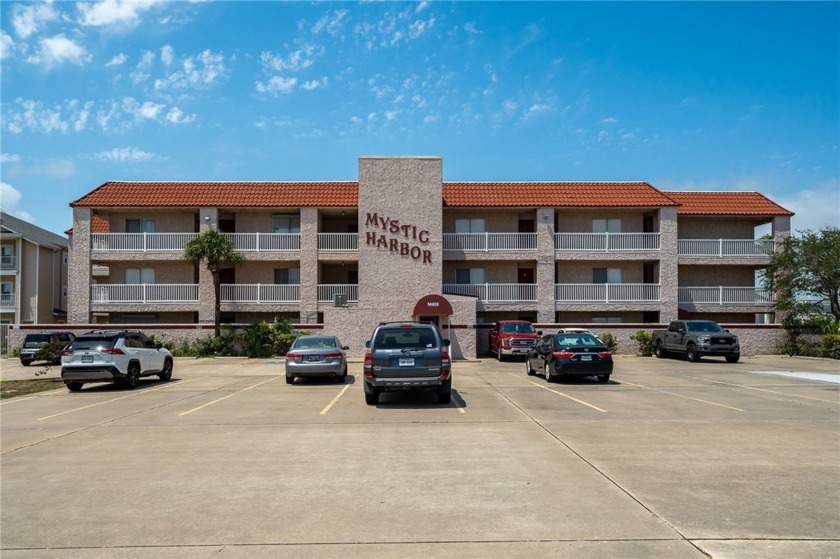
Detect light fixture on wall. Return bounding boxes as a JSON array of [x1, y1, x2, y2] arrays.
[[204, 216, 210, 221]]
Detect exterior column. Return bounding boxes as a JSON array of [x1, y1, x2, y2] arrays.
[[658, 206, 679, 322], [536, 207, 556, 323], [68, 207, 92, 324], [197, 208, 218, 325], [299, 208, 319, 323]]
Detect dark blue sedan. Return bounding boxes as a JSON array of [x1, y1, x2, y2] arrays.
[[525, 333, 613, 383]]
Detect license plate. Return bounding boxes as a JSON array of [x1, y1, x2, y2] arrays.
[[399, 358, 415, 367], [307, 355, 322, 362], [81, 355, 94, 363], [580, 355, 592, 361]]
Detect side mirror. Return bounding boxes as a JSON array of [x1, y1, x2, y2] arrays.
[[443, 338, 451, 347], [537, 330, 542, 335], [365, 340, 371, 348], [341, 345, 350, 350], [677, 328, 686, 334], [156, 343, 163, 350]]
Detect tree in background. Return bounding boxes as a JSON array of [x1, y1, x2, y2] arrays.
[[765, 227, 840, 328], [184, 229, 245, 337]]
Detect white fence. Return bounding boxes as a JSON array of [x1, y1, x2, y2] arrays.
[[223, 233, 300, 252], [442, 283, 538, 302], [221, 284, 300, 303], [317, 284, 359, 303], [679, 287, 773, 305], [1, 255, 16, 268], [91, 284, 199, 303], [318, 233, 359, 251], [443, 233, 538, 252], [555, 283, 660, 303], [91, 232, 302, 252], [554, 233, 660, 252], [678, 239, 775, 257]]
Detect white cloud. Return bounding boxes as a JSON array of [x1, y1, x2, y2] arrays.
[[384, 110, 398, 121], [522, 103, 550, 120], [416, 1, 430, 13], [260, 45, 321, 72], [774, 178, 840, 233], [155, 50, 229, 90], [26, 35, 91, 67], [121, 97, 164, 121], [11, 2, 59, 39], [0, 154, 21, 163], [312, 9, 348, 37], [106, 53, 128, 66], [165, 107, 196, 124], [161, 45, 174, 65], [77, 0, 161, 27], [600, 117, 619, 124], [0, 182, 34, 222], [301, 78, 328, 91], [255, 76, 298, 95], [1, 98, 93, 134], [93, 147, 157, 162], [0, 31, 14, 60]]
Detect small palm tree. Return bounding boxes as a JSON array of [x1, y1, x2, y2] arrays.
[[184, 228, 244, 337]]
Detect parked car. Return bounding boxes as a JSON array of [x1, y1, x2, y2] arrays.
[[652, 320, 740, 362], [557, 327, 601, 341], [489, 320, 541, 360], [19, 331, 75, 366], [285, 335, 349, 384], [60, 330, 173, 392], [363, 321, 452, 405], [525, 333, 613, 383]]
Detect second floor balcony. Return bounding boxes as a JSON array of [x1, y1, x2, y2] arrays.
[[555, 233, 660, 252], [443, 283, 537, 302], [0, 292, 14, 309], [1, 255, 16, 269], [91, 232, 361, 253], [678, 239, 775, 258], [555, 283, 660, 303], [91, 284, 199, 304], [679, 287, 773, 305], [443, 233, 537, 252]]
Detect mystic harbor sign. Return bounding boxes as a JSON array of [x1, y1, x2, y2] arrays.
[[364, 212, 432, 264]]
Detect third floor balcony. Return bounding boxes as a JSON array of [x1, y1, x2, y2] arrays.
[[554, 232, 660, 252]]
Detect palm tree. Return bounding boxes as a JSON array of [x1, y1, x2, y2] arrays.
[[184, 228, 244, 337]]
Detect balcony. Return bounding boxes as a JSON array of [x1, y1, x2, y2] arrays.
[[678, 239, 775, 258], [91, 284, 198, 304], [221, 284, 300, 303], [0, 292, 14, 310], [318, 233, 358, 251], [555, 283, 660, 303], [443, 233, 537, 252], [318, 284, 358, 303], [443, 283, 537, 302], [554, 233, 660, 252], [679, 287, 773, 305], [1, 255, 16, 269], [91, 233, 301, 252]]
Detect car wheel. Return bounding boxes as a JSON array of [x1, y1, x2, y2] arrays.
[[726, 355, 740, 363], [337, 367, 348, 383], [158, 359, 173, 381], [654, 341, 666, 359], [525, 359, 536, 376], [21, 360, 32, 367], [686, 344, 700, 362], [66, 382, 83, 392], [597, 374, 610, 383], [124, 363, 140, 389], [365, 391, 379, 405], [285, 375, 294, 385], [544, 362, 553, 383], [437, 379, 452, 404]]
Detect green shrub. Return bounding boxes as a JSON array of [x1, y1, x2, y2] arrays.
[[820, 335, 840, 360], [630, 330, 654, 357], [236, 318, 302, 358], [33, 342, 65, 365], [598, 332, 617, 353], [194, 335, 236, 357]]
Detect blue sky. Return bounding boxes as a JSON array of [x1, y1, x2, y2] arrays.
[[1, 1, 838, 236]]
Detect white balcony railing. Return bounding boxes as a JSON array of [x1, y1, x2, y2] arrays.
[[221, 284, 300, 303], [317, 284, 358, 303], [555, 283, 660, 303], [91, 284, 199, 304], [0, 255, 16, 268], [443, 233, 538, 252], [554, 233, 660, 252], [679, 287, 774, 305], [223, 233, 300, 252], [318, 233, 359, 251], [92, 233, 198, 252], [678, 239, 775, 257], [442, 283, 538, 302], [0, 292, 14, 306]]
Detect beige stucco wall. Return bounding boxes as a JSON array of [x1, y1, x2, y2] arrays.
[[102, 211, 196, 233], [443, 261, 536, 283], [677, 217, 763, 239], [442, 210, 534, 232], [678, 266, 756, 286], [105, 262, 195, 284], [555, 209, 652, 233], [556, 262, 647, 283]]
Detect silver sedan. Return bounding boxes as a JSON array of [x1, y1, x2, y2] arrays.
[[285, 335, 349, 384]]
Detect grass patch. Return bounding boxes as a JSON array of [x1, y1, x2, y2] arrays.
[[1, 378, 66, 399]]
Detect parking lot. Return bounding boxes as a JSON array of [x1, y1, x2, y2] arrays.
[[1, 354, 839, 558]]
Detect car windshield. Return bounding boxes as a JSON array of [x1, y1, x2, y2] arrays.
[[293, 337, 337, 349], [687, 321, 725, 332], [555, 334, 602, 347], [68, 336, 117, 350], [501, 323, 535, 333], [376, 329, 437, 349], [24, 334, 52, 343]]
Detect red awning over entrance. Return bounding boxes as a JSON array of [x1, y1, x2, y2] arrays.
[[413, 294, 453, 316]]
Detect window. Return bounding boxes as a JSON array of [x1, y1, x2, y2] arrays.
[[126, 268, 155, 284], [1, 282, 12, 302], [126, 219, 155, 233], [456, 268, 485, 284], [272, 215, 300, 233], [592, 219, 621, 233], [274, 268, 300, 285], [1, 246, 13, 266], [592, 317, 623, 323], [593, 268, 622, 284], [455, 218, 485, 233]]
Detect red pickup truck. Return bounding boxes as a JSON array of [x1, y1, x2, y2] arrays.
[[489, 320, 541, 361]]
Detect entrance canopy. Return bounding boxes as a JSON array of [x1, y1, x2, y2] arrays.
[[413, 294, 453, 316]]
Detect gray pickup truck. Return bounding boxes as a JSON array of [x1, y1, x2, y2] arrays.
[[652, 320, 740, 363]]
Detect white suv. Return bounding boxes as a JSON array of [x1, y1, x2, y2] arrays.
[[60, 331, 173, 392]]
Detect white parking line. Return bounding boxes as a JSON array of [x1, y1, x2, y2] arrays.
[[508, 373, 607, 412], [320, 377, 355, 415], [687, 375, 840, 404], [621, 380, 745, 412], [179, 377, 277, 416]]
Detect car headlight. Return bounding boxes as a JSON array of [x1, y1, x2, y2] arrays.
[[698, 336, 711, 344]]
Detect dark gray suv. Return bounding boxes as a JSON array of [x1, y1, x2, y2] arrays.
[[363, 321, 452, 405]]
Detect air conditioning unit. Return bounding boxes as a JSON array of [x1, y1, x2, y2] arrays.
[[334, 293, 347, 307]]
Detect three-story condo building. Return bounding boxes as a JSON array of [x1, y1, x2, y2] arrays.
[[66, 156, 793, 358]]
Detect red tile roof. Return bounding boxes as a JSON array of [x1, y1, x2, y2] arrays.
[[71, 182, 359, 208], [65, 214, 111, 235], [664, 191, 794, 216], [442, 182, 679, 207]]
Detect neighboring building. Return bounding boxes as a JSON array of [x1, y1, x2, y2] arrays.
[[0, 211, 70, 325], [65, 156, 793, 357]]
